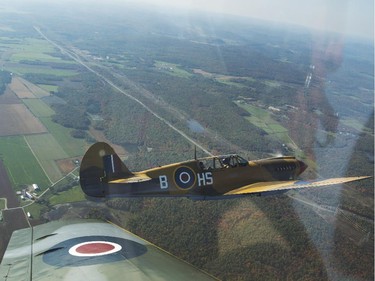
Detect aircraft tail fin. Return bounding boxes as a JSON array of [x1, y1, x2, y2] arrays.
[[79, 142, 133, 197]]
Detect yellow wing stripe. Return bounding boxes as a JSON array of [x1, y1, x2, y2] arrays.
[[225, 176, 371, 195], [109, 174, 152, 183]]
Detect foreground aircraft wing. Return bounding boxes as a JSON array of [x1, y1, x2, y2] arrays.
[[0, 219, 217, 281], [225, 176, 371, 196]]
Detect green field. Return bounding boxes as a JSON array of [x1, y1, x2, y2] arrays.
[[37, 84, 59, 92], [25, 134, 69, 183], [0, 199, 5, 210], [49, 186, 85, 206], [1, 36, 78, 78], [0, 38, 23, 51], [154, 61, 192, 78], [23, 186, 85, 219], [23, 99, 55, 117], [8, 38, 64, 63], [5, 65, 77, 77], [215, 78, 247, 88], [341, 117, 366, 131], [263, 80, 281, 88], [235, 102, 291, 143], [40, 117, 87, 157], [0, 136, 50, 189], [24, 201, 46, 219]]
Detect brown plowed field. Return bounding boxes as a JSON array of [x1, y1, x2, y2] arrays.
[[0, 208, 30, 263], [18, 77, 50, 98], [56, 158, 78, 174], [0, 104, 47, 136], [8, 76, 36, 99], [0, 87, 22, 105], [0, 160, 28, 264]]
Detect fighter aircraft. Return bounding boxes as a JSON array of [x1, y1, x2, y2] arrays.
[[80, 142, 370, 199]]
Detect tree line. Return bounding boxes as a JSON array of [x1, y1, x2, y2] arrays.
[[0, 71, 11, 95]]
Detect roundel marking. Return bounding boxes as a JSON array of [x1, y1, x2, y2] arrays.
[[174, 166, 196, 190], [43, 236, 147, 267], [69, 241, 122, 257], [179, 172, 191, 184]]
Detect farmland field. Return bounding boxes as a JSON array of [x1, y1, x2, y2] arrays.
[[0, 104, 47, 136], [0, 73, 87, 186], [17, 77, 50, 98], [154, 60, 193, 78], [0, 136, 50, 189], [39, 117, 87, 157], [37, 84, 59, 93], [1, 37, 78, 78], [5, 65, 78, 77], [0, 159, 17, 208], [23, 99, 54, 117], [235, 102, 291, 143], [8, 38, 65, 63], [0, 87, 21, 104], [25, 134, 69, 183], [0, 38, 22, 52], [9, 76, 35, 98], [23, 201, 46, 219], [49, 186, 85, 206]]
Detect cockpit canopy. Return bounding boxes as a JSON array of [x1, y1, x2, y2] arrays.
[[198, 154, 248, 170]]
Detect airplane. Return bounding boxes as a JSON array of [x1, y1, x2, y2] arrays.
[[79, 142, 370, 199], [0, 217, 218, 280]]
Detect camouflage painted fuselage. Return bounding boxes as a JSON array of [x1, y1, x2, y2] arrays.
[[80, 143, 307, 199]]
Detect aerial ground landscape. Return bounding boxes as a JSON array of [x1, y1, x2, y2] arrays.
[[0, 0, 373, 280]]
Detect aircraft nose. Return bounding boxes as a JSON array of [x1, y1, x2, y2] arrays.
[[298, 160, 308, 174]]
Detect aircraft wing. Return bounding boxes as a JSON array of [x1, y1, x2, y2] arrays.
[[0, 219, 217, 281], [224, 176, 371, 196]]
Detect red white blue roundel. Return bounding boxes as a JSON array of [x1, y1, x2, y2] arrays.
[[174, 166, 196, 189], [43, 236, 147, 267], [69, 241, 122, 257]]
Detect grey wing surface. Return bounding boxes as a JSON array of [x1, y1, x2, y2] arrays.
[[0, 219, 217, 281]]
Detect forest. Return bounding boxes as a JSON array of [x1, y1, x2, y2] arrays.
[[0, 71, 11, 95]]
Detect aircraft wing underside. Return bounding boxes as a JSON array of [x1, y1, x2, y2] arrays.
[[0, 219, 217, 281], [224, 176, 371, 195]]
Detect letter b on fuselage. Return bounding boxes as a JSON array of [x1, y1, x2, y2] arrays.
[[159, 175, 168, 189]]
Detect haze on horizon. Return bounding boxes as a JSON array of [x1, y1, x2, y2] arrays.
[[122, 0, 375, 40], [1, 0, 374, 41]]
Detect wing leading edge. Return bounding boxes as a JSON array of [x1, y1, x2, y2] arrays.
[[0, 219, 218, 281], [225, 176, 371, 196]]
